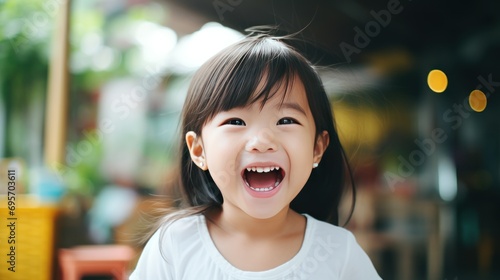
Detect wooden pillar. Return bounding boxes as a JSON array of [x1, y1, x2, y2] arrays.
[[44, 0, 71, 167]]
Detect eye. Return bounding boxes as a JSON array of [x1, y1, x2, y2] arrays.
[[277, 117, 300, 125], [224, 118, 246, 126]]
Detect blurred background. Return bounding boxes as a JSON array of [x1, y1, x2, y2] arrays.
[[1, 0, 499, 279]]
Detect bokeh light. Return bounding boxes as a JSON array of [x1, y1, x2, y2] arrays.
[[469, 89, 487, 112], [427, 69, 448, 93]]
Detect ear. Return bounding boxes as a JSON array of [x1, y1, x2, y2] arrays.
[[313, 130, 330, 165], [186, 131, 207, 170]]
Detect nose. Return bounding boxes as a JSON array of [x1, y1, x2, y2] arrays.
[[245, 128, 278, 152]]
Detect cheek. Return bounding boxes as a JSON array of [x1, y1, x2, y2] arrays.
[[285, 134, 315, 159], [205, 139, 241, 189], [209, 169, 235, 193], [289, 136, 315, 184]]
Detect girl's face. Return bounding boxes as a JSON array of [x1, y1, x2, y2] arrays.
[[186, 77, 329, 220]]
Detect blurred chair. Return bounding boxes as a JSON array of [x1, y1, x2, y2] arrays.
[[373, 192, 446, 280], [59, 245, 135, 280]]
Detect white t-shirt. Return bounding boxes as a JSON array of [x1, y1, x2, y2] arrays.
[[130, 214, 382, 279]]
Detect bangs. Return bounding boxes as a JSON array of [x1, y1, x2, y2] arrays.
[[194, 37, 304, 123]]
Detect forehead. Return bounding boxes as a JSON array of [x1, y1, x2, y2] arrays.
[[251, 74, 310, 112]]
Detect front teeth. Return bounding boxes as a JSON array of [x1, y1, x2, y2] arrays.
[[246, 166, 280, 173]]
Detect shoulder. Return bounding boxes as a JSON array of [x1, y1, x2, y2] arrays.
[[139, 213, 204, 255], [307, 216, 380, 279], [161, 213, 202, 236], [156, 213, 205, 255], [305, 214, 353, 243], [129, 214, 205, 280], [303, 214, 355, 263], [303, 215, 382, 279]]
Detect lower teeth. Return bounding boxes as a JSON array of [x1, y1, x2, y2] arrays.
[[244, 176, 282, 192], [249, 186, 275, 192]]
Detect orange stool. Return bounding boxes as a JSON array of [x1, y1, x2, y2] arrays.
[[59, 245, 135, 280]]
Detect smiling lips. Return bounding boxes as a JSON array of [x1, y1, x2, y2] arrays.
[[243, 166, 284, 193]]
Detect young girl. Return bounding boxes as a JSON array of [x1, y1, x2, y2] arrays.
[[130, 31, 381, 279]]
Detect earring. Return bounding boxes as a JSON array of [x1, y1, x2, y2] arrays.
[[199, 161, 204, 168], [313, 163, 318, 168]]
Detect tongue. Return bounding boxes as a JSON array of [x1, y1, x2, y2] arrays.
[[246, 171, 277, 189]]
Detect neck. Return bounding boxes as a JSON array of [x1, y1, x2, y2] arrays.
[[207, 205, 300, 239]]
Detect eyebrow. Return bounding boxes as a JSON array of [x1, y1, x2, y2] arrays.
[[274, 102, 307, 116]]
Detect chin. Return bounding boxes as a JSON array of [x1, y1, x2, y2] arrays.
[[241, 204, 287, 220]]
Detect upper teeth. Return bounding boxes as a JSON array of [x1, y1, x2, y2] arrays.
[[246, 166, 280, 173]]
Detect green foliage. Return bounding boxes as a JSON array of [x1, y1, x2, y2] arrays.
[[1, 0, 171, 195], [0, 0, 51, 157]]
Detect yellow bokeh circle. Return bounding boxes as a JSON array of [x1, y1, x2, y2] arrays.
[[469, 89, 487, 112], [427, 69, 448, 93]]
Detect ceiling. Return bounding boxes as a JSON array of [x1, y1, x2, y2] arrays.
[[160, 0, 500, 112], [164, 0, 499, 70]]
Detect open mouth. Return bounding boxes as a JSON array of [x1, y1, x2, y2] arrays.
[[242, 166, 285, 192]]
